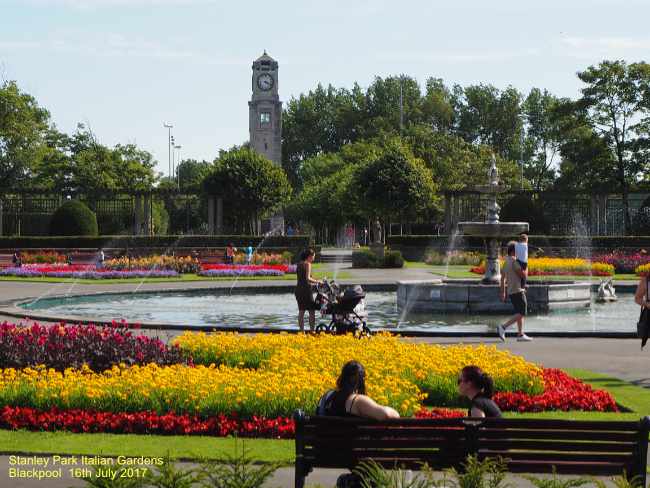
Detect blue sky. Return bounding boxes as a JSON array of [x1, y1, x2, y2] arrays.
[[1, 0, 649, 177]]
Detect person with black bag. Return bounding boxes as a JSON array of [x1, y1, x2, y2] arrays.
[[634, 274, 650, 349]]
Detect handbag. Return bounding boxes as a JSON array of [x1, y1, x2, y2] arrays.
[[638, 277, 650, 349]]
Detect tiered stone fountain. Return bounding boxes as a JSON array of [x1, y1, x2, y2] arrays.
[[397, 156, 591, 314]]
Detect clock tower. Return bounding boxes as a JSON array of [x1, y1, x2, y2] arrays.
[[249, 51, 282, 165]]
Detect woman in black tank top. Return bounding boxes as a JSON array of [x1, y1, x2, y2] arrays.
[[458, 365, 502, 418], [295, 248, 320, 333], [318, 361, 400, 420]]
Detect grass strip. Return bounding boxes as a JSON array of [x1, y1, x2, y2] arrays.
[[0, 431, 294, 464]]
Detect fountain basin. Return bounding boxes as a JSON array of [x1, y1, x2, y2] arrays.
[[457, 222, 529, 238], [397, 279, 591, 314]]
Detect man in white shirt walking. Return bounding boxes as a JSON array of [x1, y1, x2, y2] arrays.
[[497, 241, 533, 342]]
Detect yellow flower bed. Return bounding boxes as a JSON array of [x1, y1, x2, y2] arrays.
[[104, 255, 199, 273], [528, 257, 613, 275], [174, 333, 544, 408], [473, 257, 614, 276], [0, 334, 544, 417], [636, 263, 650, 276]]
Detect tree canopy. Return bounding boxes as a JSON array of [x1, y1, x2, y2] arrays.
[[203, 148, 292, 231]]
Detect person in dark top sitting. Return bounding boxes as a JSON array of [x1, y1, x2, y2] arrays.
[[458, 365, 502, 418], [317, 360, 400, 420]]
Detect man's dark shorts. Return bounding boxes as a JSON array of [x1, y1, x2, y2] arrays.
[[509, 291, 527, 316]]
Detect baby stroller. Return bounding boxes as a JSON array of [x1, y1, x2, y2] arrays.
[[315, 278, 371, 337]]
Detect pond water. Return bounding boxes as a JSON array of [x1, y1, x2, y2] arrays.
[[21, 290, 639, 333]]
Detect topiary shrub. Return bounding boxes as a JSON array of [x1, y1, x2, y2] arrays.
[[352, 249, 381, 268], [500, 195, 548, 234], [49, 200, 98, 237], [383, 250, 404, 268]]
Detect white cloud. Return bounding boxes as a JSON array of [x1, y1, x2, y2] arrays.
[[376, 48, 542, 64], [25, 0, 217, 6], [560, 36, 650, 58], [0, 34, 248, 65]]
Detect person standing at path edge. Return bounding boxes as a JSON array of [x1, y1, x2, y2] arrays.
[[295, 248, 321, 333], [497, 241, 533, 342]]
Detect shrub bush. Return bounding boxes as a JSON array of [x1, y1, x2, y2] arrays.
[[383, 250, 404, 268], [49, 201, 98, 237], [352, 249, 404, 268], [425, 250, 483, 266], [352, 249, 381, 268]]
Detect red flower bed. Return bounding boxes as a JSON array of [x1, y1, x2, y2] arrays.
[[0, 406, 462, 438], [23, 264, 94, 272], [200, 264, 290, 272], [494, 369, 618, 413], [0, 406, 295, 438], [414, 408, 465, 419]]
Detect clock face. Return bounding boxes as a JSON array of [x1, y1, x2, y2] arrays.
[[257, 73, 274, 91]]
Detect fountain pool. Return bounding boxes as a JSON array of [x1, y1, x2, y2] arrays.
[[17, 289, 638, 335]]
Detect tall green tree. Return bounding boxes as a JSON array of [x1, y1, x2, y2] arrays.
[[522, 88, 564, 190], [354, 139, 438, 227], [575, 59, 650, 233], [175, 159, 213, 192], [452, 83, 524, 161], [203, 148, 292, 232], [422, 77, 455, 133], [404, 125, 520, 190], [0, 81, 51, 190]]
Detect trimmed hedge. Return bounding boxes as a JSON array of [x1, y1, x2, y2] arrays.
[[352, 249, 404, 268], [49, 201, 98, 237], [0, 235, 311, 249], [387, 235, 650, 261]]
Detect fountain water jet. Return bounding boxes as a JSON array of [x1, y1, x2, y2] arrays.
[[397, 155, 592, 315]]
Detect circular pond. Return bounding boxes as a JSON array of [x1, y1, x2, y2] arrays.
[[19, 290, 639, 334]]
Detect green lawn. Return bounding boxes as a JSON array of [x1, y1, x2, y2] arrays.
[[1, 368, 647, 463], [0, 431, 294, 463]]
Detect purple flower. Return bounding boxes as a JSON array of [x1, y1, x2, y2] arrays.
[[0, 268, 179, 279], [287, 264, 297, 273]]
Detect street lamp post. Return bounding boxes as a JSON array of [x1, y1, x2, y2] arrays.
[[174, 145, 182, 189], [163, 123, 173, 178], [171, 135, 176, 181]]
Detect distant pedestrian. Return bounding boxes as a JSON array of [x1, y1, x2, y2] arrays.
[[225, 243, 236, 264], [245, 243, 254, 264], [12, 250, 21, 268], [97, 248, 105, 269], [497, 241, 532, 342]]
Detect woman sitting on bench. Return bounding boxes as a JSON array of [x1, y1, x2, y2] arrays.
[[317, 360, 400, 420], [458, 365, 502, 418]]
